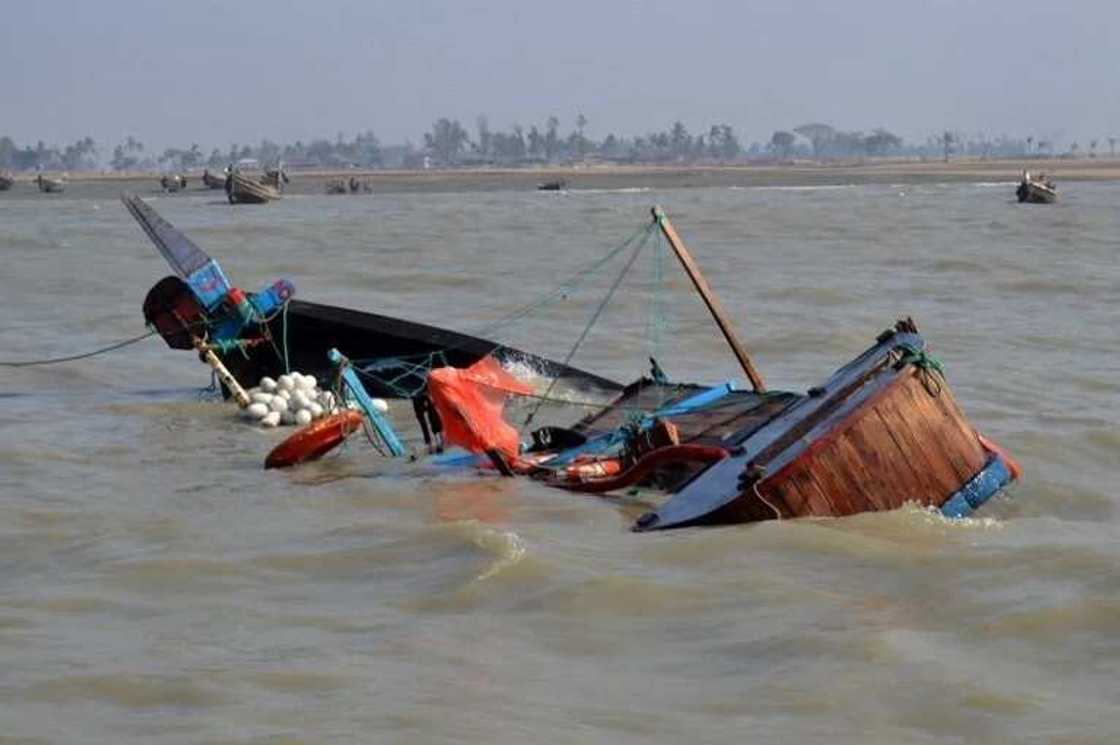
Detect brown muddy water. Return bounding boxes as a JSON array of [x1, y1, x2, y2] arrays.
[[1, 179, 1118, 744]]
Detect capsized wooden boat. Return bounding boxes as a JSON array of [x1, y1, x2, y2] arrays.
[[36, 174, 66, 193], [201, 169, 227, 189], [122, 193, 621, 399], [1016, 171, 1056, 203], [226, 170, 282, 204], [423, 207, 1019, 529], [0, 171, 14, 191]]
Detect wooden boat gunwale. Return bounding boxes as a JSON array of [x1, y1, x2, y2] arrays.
[[227, 170, 282, 204]]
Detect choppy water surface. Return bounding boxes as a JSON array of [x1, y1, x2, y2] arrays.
[[1, 180, 1118, 743]]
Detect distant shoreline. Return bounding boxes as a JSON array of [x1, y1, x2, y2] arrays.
[[9, 158, 1120, 193]]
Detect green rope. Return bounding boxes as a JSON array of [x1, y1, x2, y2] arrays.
[[522, 223, 654, 427], [895, 341, 944, 396], [895, 342, 945, 376], [473, 221, 656, 338]]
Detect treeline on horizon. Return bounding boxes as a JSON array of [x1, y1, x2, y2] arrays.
[[2, 117, 1118, 173]]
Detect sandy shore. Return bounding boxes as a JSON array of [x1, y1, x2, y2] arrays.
[[11, 157, 1120, 194]]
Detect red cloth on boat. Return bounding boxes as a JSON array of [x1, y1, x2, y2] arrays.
[[426, 357, 533, 459]]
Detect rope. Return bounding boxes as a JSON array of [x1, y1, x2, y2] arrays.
[[0, 328, 158, 367], [523, 225, 653, 427], [281, 300, 290, 373], [472, 221, 655, 338], [894, 342, 944, 397]]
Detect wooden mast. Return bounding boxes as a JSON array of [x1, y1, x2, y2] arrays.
[[651, 206, 766, 393]]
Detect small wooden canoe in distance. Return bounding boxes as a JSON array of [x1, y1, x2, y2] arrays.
[[226, 171, 282, 204], [202, 169, 227, 189], [36, 174, 66, 193], [1016, 172, 1056, 203]]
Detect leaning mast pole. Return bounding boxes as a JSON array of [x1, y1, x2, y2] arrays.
[[651, 206, 766, 393]]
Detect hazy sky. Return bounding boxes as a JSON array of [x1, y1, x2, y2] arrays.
[[3, 0, 1118, 152]]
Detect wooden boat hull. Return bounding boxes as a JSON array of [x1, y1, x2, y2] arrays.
[[37, 177, 66, 194], [202, 171, 226, 189], [227, 172, 281, 204], [633, 325, 1016, 530], [218, 298, 622, 399], [1017, 180, 1056, 203]]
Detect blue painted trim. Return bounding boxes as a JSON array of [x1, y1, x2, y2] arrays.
[[546, 381, 738, 466], [186, 260, 233, 312], [654, 381, 737, 417], [940, 455, 1012, 518], [329, 348, 406, 457], [427, 449, 486, 467], [250, 279, 295, 317]]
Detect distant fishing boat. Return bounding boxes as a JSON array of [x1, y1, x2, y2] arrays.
[[538, 179, 567, 192], [1016, 171, 1056, 203], [226, 168, 284, 204], [326, 176, 371, 194], [0, 171, 14, 191], [160, 174, 187, 193], [36, 173, 66, 193], [201, 169, 227, 189]]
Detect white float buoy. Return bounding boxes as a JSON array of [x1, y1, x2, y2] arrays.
[[269, 396, 289, 413], [251, 392, 274, 405], [291, 390, 310, 410], [260, 376, 278, 393], [261, 411, 281, 428], [246, 402, 270, 419], [308, 402, 324, 419], [295, 409, 313, 426], [277, 374, 295, 391], [372, 398, 389, 414]]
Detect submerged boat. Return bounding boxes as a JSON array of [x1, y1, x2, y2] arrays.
[[391, 208, 1020, 529], [226, 168, 285, 204], [125, 192, 1018, 530], [36, 173, 66, 193], [1016, 171, 1056, 203], [0, 171, 14, 191], [201, 169, 227, 189], [122, 194, 620, 399]]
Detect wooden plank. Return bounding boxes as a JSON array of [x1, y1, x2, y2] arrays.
[[873, 385, 963, 501], [894, 375, 982, 486], [925, 383, 987, 475], [770, 469, 815, 517], [803, 439, 865, 516], [872, 391, 954, 503], [842, 412, 919, 511]]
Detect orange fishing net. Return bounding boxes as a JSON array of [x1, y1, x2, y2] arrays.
[[426, 357, 533, 459]]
